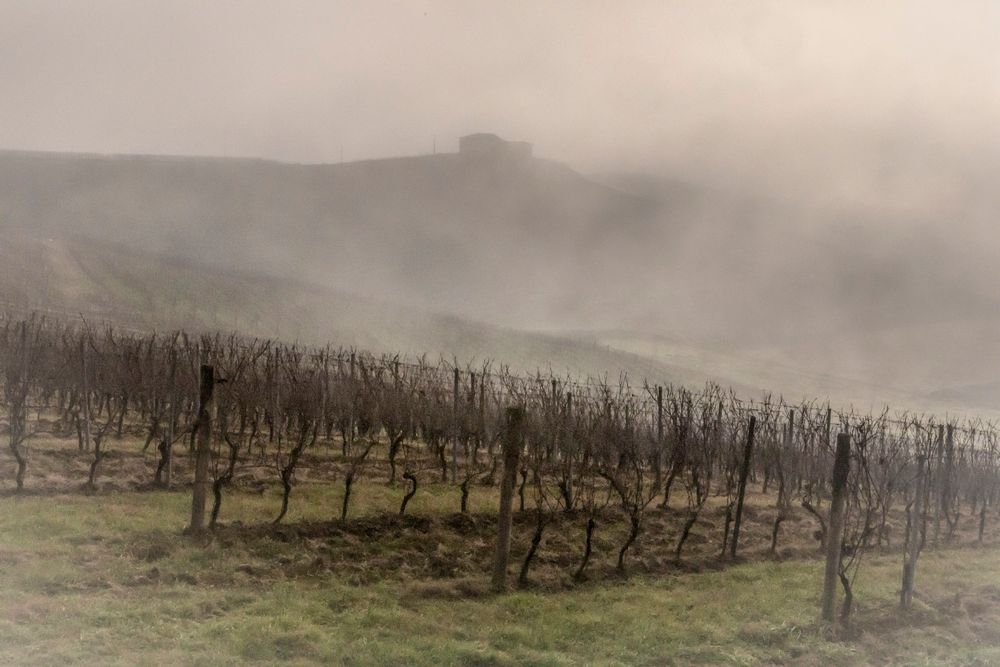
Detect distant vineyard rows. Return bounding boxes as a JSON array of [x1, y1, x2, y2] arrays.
[[2, 312, 996, 618]]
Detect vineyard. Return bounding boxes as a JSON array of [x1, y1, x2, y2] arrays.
[[3, 311, 1000, 662]]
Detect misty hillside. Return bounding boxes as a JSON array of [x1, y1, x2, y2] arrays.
[[587, 171, 1000, 406], [0, 230, 748, 389], [3, 228, 995, 413], [0, 147, 656, 329], [3, 146, 1000, 410]]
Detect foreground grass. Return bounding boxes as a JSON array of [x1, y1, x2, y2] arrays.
[[1, 486, 1000, 665]]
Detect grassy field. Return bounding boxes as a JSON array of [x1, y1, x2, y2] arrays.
[[2, 451, 1000, 666]]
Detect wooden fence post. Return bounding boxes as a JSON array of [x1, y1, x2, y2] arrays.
[[452, 367, 460, 483], [824, 406, 832, 444], [901, 454, 925, 609], [492, 406, 524, 593], [549, 378, 558, 464], [479, 374, 486, 446], [730, 415, 756, 559], [164, 347, 177, 487], [321, 347, 330, 441], [188, 364, 214, 534], [943, 424, 956, 540], [346, 351, 356, 455], [565, 390, 574, 508], [273, 347, 283, 444], [656, 386, 664, 464], [933, 424, 944, 545], [80, 336, 92, 453], [821, 433, 851, 622]]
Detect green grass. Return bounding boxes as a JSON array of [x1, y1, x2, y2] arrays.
[[1, 481, 999, 665]]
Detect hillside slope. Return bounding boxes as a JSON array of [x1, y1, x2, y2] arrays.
[[0, 231, 742, 388], [5, 229, 996, 412], [4, 148, 1000, 410], [0, 148, 655, 329]]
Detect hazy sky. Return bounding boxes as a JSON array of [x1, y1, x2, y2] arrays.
[[2, 1, 1000, 395], [3, 1, 999, 206]]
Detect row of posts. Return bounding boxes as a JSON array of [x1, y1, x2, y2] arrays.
[[179, 366, 910, 621], [487, 406, 858, 616], [179, 365, 527, 588]]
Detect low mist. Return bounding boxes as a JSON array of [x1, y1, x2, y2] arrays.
[[2, 1, 999, 401]]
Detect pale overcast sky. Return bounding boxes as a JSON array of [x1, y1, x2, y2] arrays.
[[2, 1, 999, 205]]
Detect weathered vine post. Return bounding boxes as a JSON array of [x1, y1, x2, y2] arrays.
[[479, 374, 487, 453], [346, 351, 356, 456], [273, 346, 283, 445], [10, 321, 29, 490], [80, 335, 92, 452], [824, 406, 832, 444], [820, 406, 832, 504], [188, 364, 215, 534], [492, 406, 524, 593], [821, 433, 851, 622], [452, 367, 460, 483], [730, 415, 757, 559], [321, 346, 330, 442], [655, 386, 664, 489], [943, 424, 956, 540], [164, 346, 177, 487], [549, 377, 558, 464], [933, 424, 944, 545], [469, 371, 477, 463], [565, 390, 574, 509], [901, 454, 926, 609]]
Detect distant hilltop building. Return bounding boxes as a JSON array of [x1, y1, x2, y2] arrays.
[[458, 133, 533, 160]]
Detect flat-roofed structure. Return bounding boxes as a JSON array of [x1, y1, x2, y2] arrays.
[[458, 133, 533, 160]]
